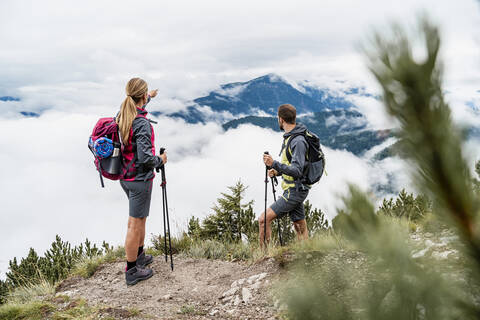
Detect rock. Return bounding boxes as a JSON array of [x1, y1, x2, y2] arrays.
[[230, 279, 245, 288], [231, 278, 246, 287], [247, 274, 260, 284], [222, 287, 238, 298], [158, 294, 172, 301], [432, 250, 457, 260], [242, 287, 252, 304], [209, 309, 219, 316], [57, 290, 77, 297], [233, 295, 241, 306], [250, 281, 261, 290], [412, 248, 429, 259], [439, 235, 459, 245], [257, 273, 268, 281], [227, 309, 237, 315]]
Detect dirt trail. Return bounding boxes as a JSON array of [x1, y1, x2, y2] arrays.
[[56, 255, 281, 319]]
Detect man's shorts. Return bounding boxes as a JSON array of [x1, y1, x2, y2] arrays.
[[120, 180, 153, 218], [270, 188, 309, 222]]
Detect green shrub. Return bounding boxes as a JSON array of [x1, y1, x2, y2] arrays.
[[185, 239, 252, 261], [0, 280, 8, 305], [151, 232, 194, 256], [378, 189, 431, 222], [2, 236, 111, 305], [198, 180, 256, 242]]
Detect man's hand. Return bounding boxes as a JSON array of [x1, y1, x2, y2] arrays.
[[268, 169, 278, 178], [149, 89, 158, 98], [263, 153, 274, 167], [160, 151, 167, 165]]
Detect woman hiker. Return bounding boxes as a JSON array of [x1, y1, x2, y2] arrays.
[[116, 77, 167, 285]]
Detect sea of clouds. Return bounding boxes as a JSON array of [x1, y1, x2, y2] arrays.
[[1, 0, 480, 279], [0, 108, 410, 279]]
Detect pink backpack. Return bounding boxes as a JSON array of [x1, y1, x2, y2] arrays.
[[88, 116, 136, 187]]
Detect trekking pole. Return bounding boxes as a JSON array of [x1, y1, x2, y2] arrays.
[[264, 151, 283, 247], [270, 175, 283, 246], [263, 152, 269, 248], [157, 148, 174, 271], [156, 153, 167, 263]]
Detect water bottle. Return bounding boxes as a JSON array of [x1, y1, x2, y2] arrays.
[[101, 142, 122, 175]]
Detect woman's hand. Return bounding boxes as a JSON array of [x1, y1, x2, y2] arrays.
[[149, 89, 158, 98], [160, 151, 167, 165]]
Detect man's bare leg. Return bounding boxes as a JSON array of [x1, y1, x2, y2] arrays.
[[293, 219, 309, 241], [258, 208, 278, 249]]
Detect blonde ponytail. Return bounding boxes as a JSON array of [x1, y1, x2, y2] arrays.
[[116, 78, 148, 145]]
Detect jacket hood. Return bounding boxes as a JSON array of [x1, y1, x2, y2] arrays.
[[283, 123, 307, 138]]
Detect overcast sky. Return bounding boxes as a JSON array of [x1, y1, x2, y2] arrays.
[[1, 0, 480, 278]]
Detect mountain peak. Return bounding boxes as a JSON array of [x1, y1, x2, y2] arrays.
[[248, 73, 284, 84], [163, 74, 360, 123]]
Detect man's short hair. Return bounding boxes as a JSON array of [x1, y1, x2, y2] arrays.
[[278, 104, 296, 124]]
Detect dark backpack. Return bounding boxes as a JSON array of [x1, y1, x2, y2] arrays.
[[286, 130, 325, 185]]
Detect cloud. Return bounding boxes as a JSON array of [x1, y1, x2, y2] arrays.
[[0, 109, 411, 278]]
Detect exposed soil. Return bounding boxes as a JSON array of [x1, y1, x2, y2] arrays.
[[56, 255, 281, 320]]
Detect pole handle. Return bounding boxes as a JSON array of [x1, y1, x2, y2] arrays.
[[156, 147, 166, 173]]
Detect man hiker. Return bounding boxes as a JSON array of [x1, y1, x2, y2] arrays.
[[259, 103, 310, 247]]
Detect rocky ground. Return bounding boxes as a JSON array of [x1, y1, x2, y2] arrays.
[[56, 255, 281, 320], [51, 227, 470, 320]]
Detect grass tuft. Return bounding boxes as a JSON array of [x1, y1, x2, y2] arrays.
[[6, 278, 55, 305], [71, 246, 125, 278], [0, 300, 55, 320]]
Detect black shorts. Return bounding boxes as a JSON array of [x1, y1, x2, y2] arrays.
[[120, 180, 153, 218], [270, 188, 309, 222]]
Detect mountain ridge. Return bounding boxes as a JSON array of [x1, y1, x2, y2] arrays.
[[157, 73, 365, 123]]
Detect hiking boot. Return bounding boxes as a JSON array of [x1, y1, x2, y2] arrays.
[[136, 251, 153, 268], [125, 266, 153, 286]]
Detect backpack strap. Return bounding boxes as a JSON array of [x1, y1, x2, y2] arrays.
[[88, 144, 105, 187], [285, 132, 307, 163], [123, 154, 137, 178]]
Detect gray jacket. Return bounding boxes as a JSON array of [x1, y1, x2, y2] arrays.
[[272, 123, 309, 188], [130, 107, 163, 181]]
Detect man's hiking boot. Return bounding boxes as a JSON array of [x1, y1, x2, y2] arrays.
[[136, 251, 153, 268], [125, 266, 153, 286]]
